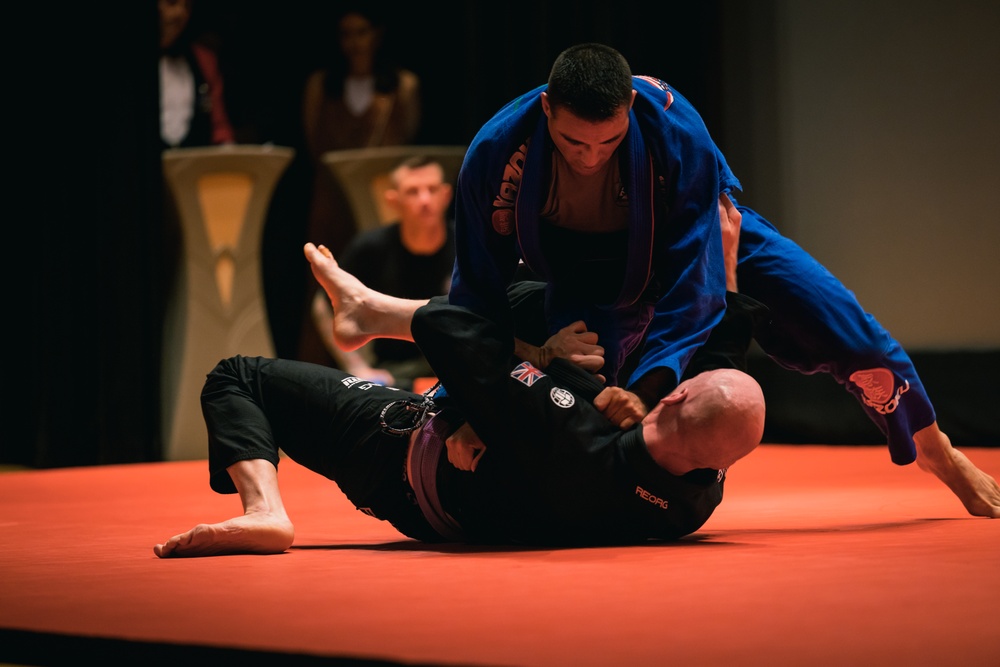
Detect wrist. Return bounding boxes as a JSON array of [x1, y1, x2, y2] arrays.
[[536, 344, 552, 369], [515, 338, 546, 368]]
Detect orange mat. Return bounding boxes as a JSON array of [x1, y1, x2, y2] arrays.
[[2, 445, 998, 666]]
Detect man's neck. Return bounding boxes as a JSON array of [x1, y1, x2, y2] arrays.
[[400, 221, 447, 256]]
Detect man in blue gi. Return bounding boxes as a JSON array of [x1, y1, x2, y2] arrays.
[[447, 43, 999, 518]]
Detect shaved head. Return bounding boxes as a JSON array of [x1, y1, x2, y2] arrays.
[[641, 369, 765, 476]]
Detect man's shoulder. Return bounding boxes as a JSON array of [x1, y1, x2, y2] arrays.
[[467, 85, 545, 154]]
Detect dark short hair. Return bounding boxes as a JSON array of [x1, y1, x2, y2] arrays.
[[390, 155, 445, 187], [546, 43, 633, 121], [395, 155, 440, 171]]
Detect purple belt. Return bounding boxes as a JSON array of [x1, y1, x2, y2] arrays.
[[408, 413, 465, 542]]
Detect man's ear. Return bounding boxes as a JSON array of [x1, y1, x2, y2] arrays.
[[441, 182, 453, 206], [541, 91, 552, 118], [659, 386, 688, 407], [384, 187, 399, 209]]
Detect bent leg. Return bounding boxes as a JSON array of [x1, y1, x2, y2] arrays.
[[155, 353, 440, 557]]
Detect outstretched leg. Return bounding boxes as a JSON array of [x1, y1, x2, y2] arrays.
[[154, 459, 295, 557], [737, 207, 998, 518], [304, 242, 427, 351]]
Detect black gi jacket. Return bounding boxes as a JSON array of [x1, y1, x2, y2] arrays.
[[410, 292, 768, 545]]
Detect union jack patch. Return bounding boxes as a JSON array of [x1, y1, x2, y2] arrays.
[[511, 361, 545, 386]]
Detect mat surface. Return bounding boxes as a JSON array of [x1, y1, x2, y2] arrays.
[[1, 445, 998, 666]]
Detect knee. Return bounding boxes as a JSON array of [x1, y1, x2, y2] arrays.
[[202, 355, 256, 399]]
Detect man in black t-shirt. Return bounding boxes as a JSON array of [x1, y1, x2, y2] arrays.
[[311, 155, 455, 390]]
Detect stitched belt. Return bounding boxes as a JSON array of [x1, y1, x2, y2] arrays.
[[408, 412, 465, 542]]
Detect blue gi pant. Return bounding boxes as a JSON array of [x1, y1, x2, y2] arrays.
[[736, 205, 936, 464]]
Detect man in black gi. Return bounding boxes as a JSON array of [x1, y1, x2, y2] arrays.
[[153, 242, 767, 556]]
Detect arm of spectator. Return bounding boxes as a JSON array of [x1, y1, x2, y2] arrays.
[[311, 290, 396, 385], [302, 70, 325, 160], [397, 69, 422, 143]]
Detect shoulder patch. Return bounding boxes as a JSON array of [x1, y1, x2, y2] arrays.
[[550, 387, 575, 408], [492, 208, 514, 235], [511, 361, 545, 386]]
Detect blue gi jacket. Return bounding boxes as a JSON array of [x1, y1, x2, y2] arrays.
[[449, 76, 741, 391]]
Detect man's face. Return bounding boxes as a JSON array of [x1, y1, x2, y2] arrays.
[[391, 164, 452, 230], [542, 91, 634, 177], [159, 0, 191, 50]]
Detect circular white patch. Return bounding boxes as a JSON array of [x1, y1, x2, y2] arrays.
[[550, 387, 575, 408]]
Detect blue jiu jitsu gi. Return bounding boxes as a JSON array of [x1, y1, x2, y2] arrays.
[[450, 76, 736, 395], [449, 75, 934, 465]]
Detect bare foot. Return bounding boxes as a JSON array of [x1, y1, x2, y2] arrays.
[[303, 242, 379, 351], [915, 423, 1000, 518], [154, 511, 295, 558], [304, 242, 425, 349]]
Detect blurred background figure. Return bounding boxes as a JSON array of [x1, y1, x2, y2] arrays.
[[294, 5, 423, 365], [309, 156, 454, 389], [301, 5, 422, 259], [158, 0, 234, 150]]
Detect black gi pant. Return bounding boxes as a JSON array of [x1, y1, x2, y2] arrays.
[[201, 355, 444, 542], [199, 291, 764, 546]]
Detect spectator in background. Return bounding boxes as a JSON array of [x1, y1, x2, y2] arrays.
[[158, 0, 235, 149], [301, 5, 422, 258], [158, 0, 237, 353], [310, 156, 454, 390], [295, 6, 422, 366]]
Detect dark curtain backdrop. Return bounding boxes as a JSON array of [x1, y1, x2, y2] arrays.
[[10, 2, 165, 467], [7, 1, 724, 467]]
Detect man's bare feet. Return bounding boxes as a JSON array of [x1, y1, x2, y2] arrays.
[[156, 459, 295, 558], [154, 511, 295, 558], [303, 242, 379, 351], [914, 422, 1000, 518], [304, 242, 427, 349]]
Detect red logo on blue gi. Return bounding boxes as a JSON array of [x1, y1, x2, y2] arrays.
[[511, 361, 545, 386]]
